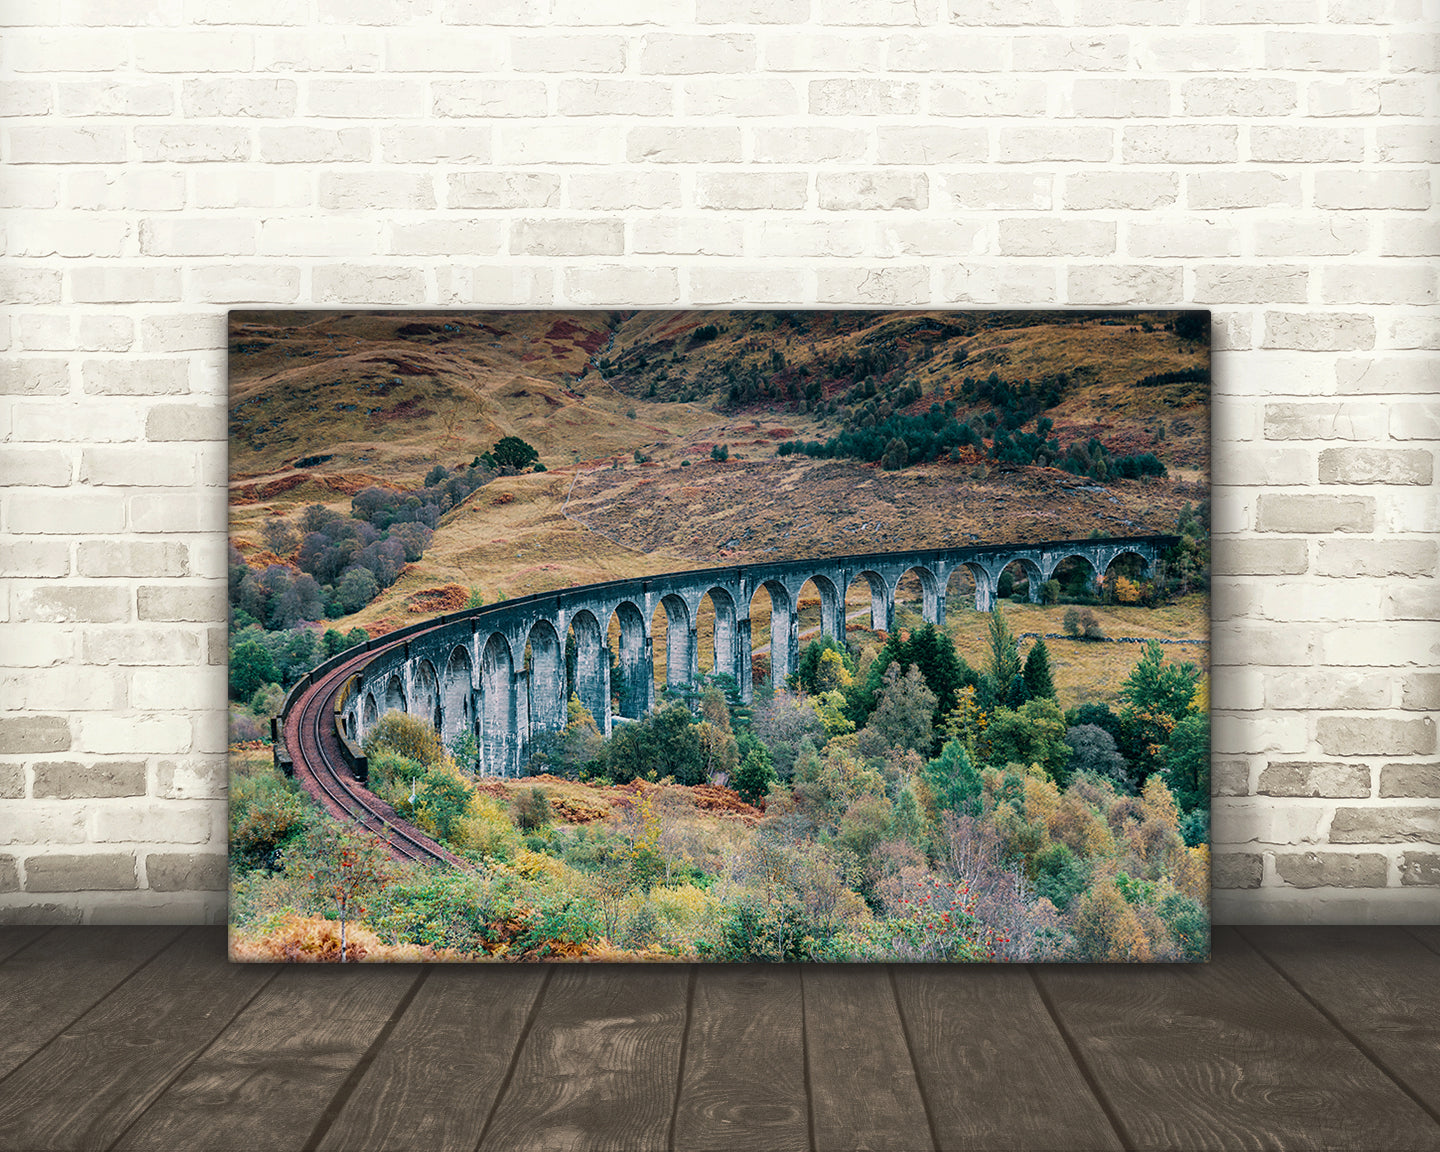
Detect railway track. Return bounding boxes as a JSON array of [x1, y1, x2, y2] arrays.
[[283, 643, 469, 869]]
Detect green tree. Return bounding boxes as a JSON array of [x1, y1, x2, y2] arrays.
[[492, 436, 539, 471], [230, 638, 278, 700], [364, 711, 445, 768], [1161, 713, 1210, 812], [604, 701, 706, 785], [1022, 638, 1056, 700], [987, 608, 1022, 690], [921, 737, 983, 818], [983, 697, 1072, 782], [866, 664, 937, 754], [336, 566, 379, 614], [284, 820, 393, 963], [413, 768, 472, 842], [731, 747, 776, 805], [1121, 641, 1200, 722]]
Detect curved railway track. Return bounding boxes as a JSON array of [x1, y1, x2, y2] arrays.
[[283, 643, 469, 869]]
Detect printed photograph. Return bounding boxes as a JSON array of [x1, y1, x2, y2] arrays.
[[227, 309, 1211, 963]]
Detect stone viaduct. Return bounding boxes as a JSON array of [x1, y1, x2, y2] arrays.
[[337, 536, 1175, 777]]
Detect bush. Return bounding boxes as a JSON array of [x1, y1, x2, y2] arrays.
[[363, 711, 445, 768]]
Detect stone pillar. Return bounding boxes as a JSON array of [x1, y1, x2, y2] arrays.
[[935, 592, 947, 629], [737, 615, 753, 703], [642, 634, 655, 714], [875, 585, 895, 634], [687, 624, 700, 686], [512, 668, 530, 775], [975, 570, 998, 613], [779, 602, 800, 684]]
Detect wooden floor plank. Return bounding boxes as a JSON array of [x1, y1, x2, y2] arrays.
[[673, 965, 809, 1152], [804, 966, 933, 1152], [0, 928, 275, 1152], [478, 964, 691, 1152], [0, 926, 182, 1081], [0, 927, 51, 965], [892, 965, 1122, 1152], [313, 965, 547, 1152], [1243, 925, 1440, 1129], [1035, 926, 1440, 1152], [112, 963, 421, 1152]]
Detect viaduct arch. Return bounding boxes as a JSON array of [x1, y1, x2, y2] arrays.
[[326, 536, 1175, 777]]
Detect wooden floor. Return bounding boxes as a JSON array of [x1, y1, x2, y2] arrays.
[[0, 926, 1437, 1152]]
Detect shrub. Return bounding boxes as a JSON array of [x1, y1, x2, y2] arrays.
[[363, 711, 445, 768]]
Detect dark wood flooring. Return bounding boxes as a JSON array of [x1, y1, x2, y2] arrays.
[[0, 926, 1437, 1152]]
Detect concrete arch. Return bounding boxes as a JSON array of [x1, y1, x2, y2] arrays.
[[799, 573, 844, 642], [480, 632, 517, 776], [656, 592, 695, 691], [848, 569, 893, 633], [1102, 548, 1153, 577], [754, 579, 796, 687], [441, 646, 473, 746], [610, 600, 650, 720], [384, 673, 405, 714], [996, 556, 1045, 604], [892, 564, 942, 625], [701, 586, 739, 682], [361, 690, 378, 737], [1047, 553, 1101, 599], [412, 658, 441, 733], [567, 608, 608, 734], [526, 618, 566, 738]]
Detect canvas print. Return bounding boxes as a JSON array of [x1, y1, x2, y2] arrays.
[[228, 309, 1211, 963]]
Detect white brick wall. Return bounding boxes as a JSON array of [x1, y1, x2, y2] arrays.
[[1, 1, 1435, 925]]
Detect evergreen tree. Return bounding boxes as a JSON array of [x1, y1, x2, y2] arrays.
[[1022, 637, 1056, 700], [987, 608, 1022, 689]]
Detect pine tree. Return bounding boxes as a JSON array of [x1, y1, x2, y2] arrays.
[[987, 608, 1021, 690], [1022, 637, 1056, 700]]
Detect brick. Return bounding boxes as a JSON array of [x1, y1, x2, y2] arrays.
[[82, 628, 203, 666], [817, 266, 930, 306], [443, 0, 547, 23], [874, 221, 984, 258], [1195, 266, 1308, 305], [631, 219, 745, 256], [1212, 851, 1263, 889], [134, 30, 252, 71], [751, 127, 868, 164], [307, 78, 425, 118], [685, 78, 798, 117], [1380, 762, 1440, 799], [388, 221, 502, 256], [0, 357, 70, 399], [432, 79, 546, 118], [141, 316, 225, 355], [0, 857, 16, 894], [950, 0, 1063, 23], [1258, 761, 1370, 798], [192, 170, 310, 211], [875, 127, 987, 165], [1402, 676, 1440, 712], [1123, 125, 1238, 164], [556, 80, 671, 118], [182, 78, 295, 118], [499, 125, 622, 165], [511, 219, 624, 256], [436, 266, 554, 305], [932, 79, 1048, 115], [81, 359, 189, 397], [822, 0, 937, 22], [25, 854, 136, 892], [139, 219, 256, 258], [1401, 853, 1440, 886], [698, 0, 811, 18], [567, 172, 680, 210], [312, 266, 426, 305], [14, 586, 129, 624], [1212, 622, 1316, 667], [1265, 402, 1387, 440], [1315, 170, 1431, 211], [1066, 266, 1181, 305], [1318, 716, 1435, 758], [32, 761, 146, 799], [71, 267, 183, 304], [0, 626, 74, 668], [1182, 77, 1295, 116], [1330, 806, 1439, 844], [134, 126, 250, 163], [76, 714, 192, 756], [319, 173, 435, 211], [1255, 494, 1373, 533], [1382, 220, 1440, 259], [0, 541, 71, 579], [817, 172, 927, 211], [1136, 32, 1260, 72], [136, 585, 225, 623], [8, 491, 126, 534], [259, 29, 384, 71], [762, 33, 886, 73], [0, 447, 71, 485], [1212, 760, 1250, 797], [257, 127, 371, 164], [1389, 315, 1440, 352], [639, 33, 756, 74], [1063, 173, 1177, 211], [1389, 583, 1440, 621], [1378, 125, 1440, 165], [0, 268, 62, 305], [1213, 799, 1325, 844], [1127, 221, 1240, 259], [146, 852, 227, 892], [95, 803, 212, 845], [1252, 126, 1365, 164], [1307, 78, 1381, 117], [1266, 31, 1382, 71], [1275, 852, 1388, 889], [943, 265, 1059, 305], [258, 219, 382, 258], [810, 79, 921, 116], [1065, 78, 1168, 118], [6, 125, 126, 165], [1254, 216, 1369, 257], [156, 757, 227, 800], [998, 126, 1113, 163], [1188, 172, 1300, 209], [0, 80, 53, 115], [999, 219, 1115, 257], [688, 268, 807, 305], [564, 266, 678, 306], [1011, 34, 1129, 71], [9, 217, 130, 259], [1264, 671, 1390, 710], [1316, 539, 1436, 578], [1319, 448, 1432, 485], [0, 716, 70, 754], [696, 173, 809, 210], [943, 173, 1052, 211], [447, 171, 560, 209], [1323, 265, 1436, 307], [511, 34, 626, 72], [147, 403, 224, 442]]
